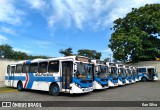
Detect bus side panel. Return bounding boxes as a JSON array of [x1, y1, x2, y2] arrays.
[[38, 81, 61, 91], [10, 73, 26, 88], [5, 75, 9, 87], [38, 81, 51, 91]]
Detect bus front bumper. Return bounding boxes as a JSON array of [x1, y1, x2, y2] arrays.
[[108, 80, 118, 87], [93, 81, 109, 90], [70, 83, 93, 94], [118, 80, 126, 85], [154, 76, 159, 80]]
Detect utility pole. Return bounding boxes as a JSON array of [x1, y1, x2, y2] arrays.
[[109, 54, 112, 62]]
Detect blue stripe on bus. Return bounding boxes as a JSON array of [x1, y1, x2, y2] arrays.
[[94, 76, 108, 85], [5, 73, 62, 89], [5, 76, 26, 81], [108, 76, 118, 83], [5, 73, 93, 89], [72, 78, 93, 88]]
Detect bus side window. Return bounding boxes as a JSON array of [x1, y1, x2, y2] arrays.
[[29, 63, 38, 73], [15, 64, 22, 73], [7, 65, 10, 74], [22, 64, 29, 73], [39, 62, 48, 73], [11, 66, 15, 73], [48, 61, 59, 73]]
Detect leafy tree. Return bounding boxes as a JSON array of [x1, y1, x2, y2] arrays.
[[104, 58, 110, 63], [0, 44, 14, 59], [77, 49, 101, 59], [0, 44, 49, 60], [13, 51, 28, 60], [108, 4, 160, 62], [59, 47, 73, 56]]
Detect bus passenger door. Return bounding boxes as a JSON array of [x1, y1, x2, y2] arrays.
[[10, 66, 15, 87], [7, 65, 15, 86], [62, 61, 73, 92], [7, 65, 11, 86]]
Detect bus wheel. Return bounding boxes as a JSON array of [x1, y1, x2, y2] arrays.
[[141, 77, 147, 82], [17, 81, 23, 91], [49, 84, 60, 96]]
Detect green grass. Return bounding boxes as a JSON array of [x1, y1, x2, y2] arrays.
[[0, 87, 16, 91]]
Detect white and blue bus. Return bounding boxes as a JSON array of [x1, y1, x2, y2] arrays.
[[130, 66, 139, 82], [137, 66, 159, 81], [91, 60, 109, 90], [106, 62, 118, 87], [125, 66, 135, 84], [5, 56, 94, 96], [116, 64, 126, 85]]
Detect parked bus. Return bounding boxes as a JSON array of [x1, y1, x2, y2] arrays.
[[137, 66, 159, 81], [124, 66, 135, 84], [5, 56, 94, 96], [129, 66, 137, 83], [91, 60, 109, 89], [130, 66, 139, 82], [116, 64, 126, 85], [106, 62, 118, 87]]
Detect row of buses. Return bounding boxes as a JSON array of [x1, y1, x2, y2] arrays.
[[5, 56, 159, 96]]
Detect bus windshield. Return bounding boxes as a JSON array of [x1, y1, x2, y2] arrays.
[[132, 70, 137, 75], [126, 69, 132, 77], [75, 62, 93, 79], [110, 67, 117, 78], [119, 68, 126, 77], [97, 65, 108, 79]]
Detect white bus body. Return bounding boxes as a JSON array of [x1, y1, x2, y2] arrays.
[[5, 56, 94, 96], [124, 66, 135, 84], [137, 66, 159, 81], [91, 60, 109, 90], [116, 64, 126, 85], [106, 62, 118, 87]]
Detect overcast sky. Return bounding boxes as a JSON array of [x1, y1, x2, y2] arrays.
[[0, 0, 160, 59]]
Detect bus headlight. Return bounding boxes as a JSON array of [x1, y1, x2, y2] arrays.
[[75, 83, 81, 88]]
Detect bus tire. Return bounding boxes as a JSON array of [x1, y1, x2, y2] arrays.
[[49, 83, 60, 96], [141, 77, 147, 82], [17, 81, 23, 91]]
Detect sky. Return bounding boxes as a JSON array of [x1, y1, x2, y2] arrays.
[[0, 0, 160, 60]]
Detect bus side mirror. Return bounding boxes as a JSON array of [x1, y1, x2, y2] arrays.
[[74, 63, 77, 73]]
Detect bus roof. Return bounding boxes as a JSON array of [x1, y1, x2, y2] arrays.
[[137, 66, 156, 69], [8, 56, 91, 65]]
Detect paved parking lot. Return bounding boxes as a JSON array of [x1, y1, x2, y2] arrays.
[[0, 81, 160, 110]]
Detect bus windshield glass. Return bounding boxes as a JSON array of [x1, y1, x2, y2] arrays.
[[75, 62, 93, 79], [110, 67, 117, 78], [97, 65, 108, 79], [119, 68, 126, 77], [132, 70, 137, 75], [126, 69, 132, 77]]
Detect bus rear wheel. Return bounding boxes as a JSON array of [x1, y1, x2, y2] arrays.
[[49, 84, 60, 96], [17, 81, 23, 91]]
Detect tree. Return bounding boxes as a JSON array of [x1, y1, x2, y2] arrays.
[[59, 47, 73, 56], [0, 44, 50, 60], [0, 44, 14, 59], [104, 58, 110, 63], [13, 51, 28, 60], [77, 49, 101, 59], [108, 4, 160, 62]]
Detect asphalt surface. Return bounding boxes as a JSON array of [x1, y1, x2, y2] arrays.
[[0, 81, 160, 110]]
